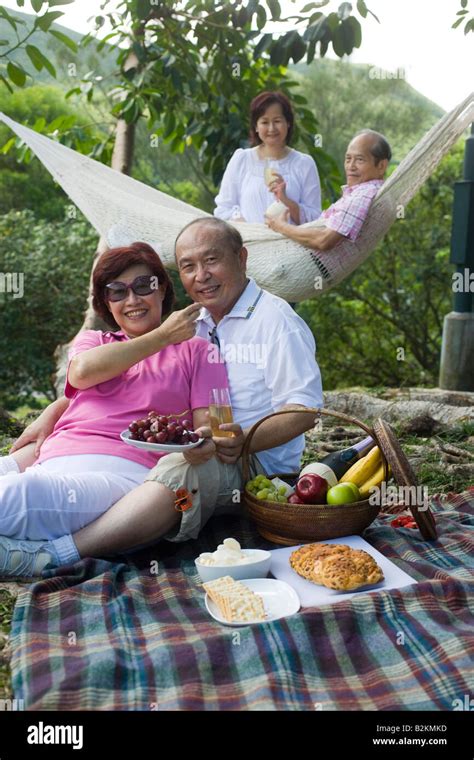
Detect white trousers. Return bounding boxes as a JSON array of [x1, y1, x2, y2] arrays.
[[0, 455, 148, 541]]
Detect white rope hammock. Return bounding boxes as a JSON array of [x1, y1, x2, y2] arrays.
[[1, 91, 473, 302]]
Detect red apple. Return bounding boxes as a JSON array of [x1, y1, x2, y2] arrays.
[[295, 473, 328, 504], [288, 493, 305, 505]]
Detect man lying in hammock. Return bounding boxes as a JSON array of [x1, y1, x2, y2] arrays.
[[266, 130, 391, 251]]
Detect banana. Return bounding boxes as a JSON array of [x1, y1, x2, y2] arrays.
[[359, 462, 386, 499], [343, 445, 382, 487]]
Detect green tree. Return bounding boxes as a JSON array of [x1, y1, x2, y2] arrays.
[[297, 144, 464, 389], [0, 83, 112, 218], [453, 0, 474, 32], [0, 0, 77, 90], [0, 210, 98, 406]]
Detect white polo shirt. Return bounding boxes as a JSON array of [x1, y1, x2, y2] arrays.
[[195, 277, 323, 475]]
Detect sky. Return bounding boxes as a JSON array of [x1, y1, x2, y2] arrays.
[[3, 0, 473, 111]]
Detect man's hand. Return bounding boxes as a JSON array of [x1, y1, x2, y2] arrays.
[[183, 426, 216, 465], [10, 417, 50, 458], [213, 423, 246, 465], [9, 397, 69, 457], [265, 208, 290, 232]]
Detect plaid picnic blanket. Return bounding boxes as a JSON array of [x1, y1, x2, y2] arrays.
[[10, 489, 474, 711]]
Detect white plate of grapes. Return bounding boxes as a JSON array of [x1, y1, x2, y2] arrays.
[[121, 411, 204, 452]]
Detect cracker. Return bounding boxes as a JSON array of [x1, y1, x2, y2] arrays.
[[203, 577, 266, 622]]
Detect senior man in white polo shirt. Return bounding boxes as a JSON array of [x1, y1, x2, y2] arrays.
[[1, 218, 322, 576]]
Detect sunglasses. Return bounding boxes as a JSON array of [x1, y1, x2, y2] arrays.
[[105, 275, 159, 302]]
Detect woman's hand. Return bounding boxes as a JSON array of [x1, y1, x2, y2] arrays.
[[183, 426, 216, 465], [213, 423, 246, 465], [268, 172, 287, 202], [157, 303, 202, 346]]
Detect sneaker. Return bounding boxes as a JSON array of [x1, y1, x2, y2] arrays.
[[0, 536, 57, 581]]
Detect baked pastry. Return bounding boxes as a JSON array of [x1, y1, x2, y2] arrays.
[[290, 543, 384, 591], [290, 543, 351, 582]]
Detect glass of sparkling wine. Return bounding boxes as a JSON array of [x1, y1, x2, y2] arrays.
[[264, 158, 279, 188], [209, 388, 235, 438]]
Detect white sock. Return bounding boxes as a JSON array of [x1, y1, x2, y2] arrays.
[[0, 455, 20, 477]]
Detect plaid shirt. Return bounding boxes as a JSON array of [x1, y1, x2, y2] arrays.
[[321, 179, 383, 241]]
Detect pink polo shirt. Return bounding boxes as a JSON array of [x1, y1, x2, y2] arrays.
[[37, 330, 228, 469], [321, 179, 383, 241]]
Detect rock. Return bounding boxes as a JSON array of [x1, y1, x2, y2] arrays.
[[0, 409, 23, 438], [400, 414, 444, 437]]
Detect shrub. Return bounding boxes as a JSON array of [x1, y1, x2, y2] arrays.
[[0, 210, 97, 406]]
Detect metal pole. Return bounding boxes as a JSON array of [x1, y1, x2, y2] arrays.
[[439, 123, 474, 391]]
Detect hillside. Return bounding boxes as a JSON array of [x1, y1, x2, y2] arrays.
[[0, 8, 116, 87], [292, 58, 444, 168]]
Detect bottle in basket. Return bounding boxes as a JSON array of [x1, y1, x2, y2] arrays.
[[302, 436, 375, 484]]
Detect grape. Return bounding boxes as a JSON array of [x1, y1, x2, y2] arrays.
[[126, 410, 200, 447], [256, 488, 270, 500], [278, 486, 287, 496], [167, 423, 177, 436]]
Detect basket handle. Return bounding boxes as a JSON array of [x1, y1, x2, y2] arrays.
[[241, 407, 388, 484]]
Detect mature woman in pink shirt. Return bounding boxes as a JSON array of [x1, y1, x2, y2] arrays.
[[0, 242, 227, 563]]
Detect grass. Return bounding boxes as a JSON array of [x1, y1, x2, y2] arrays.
[[0, 590, 15, 700]]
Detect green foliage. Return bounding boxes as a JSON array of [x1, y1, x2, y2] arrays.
[[0, 210, 98, 405], [452, 0, 474, 33], [297, 144, 464, 389], [0, 84, 112, 218], [0, 2, 77, 91]]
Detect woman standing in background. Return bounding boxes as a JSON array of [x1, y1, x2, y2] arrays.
[[214, 91, 322, 225]]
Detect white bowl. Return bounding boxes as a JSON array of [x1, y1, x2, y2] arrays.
[[195, 549, 272, 583]]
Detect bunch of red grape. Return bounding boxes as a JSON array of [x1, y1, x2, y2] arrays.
[[128, 411, 200, 445]]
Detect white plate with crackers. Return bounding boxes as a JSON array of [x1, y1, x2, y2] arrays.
[[204, 577, 300, 626]]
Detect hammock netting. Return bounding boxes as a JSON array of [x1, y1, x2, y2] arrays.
[[1, 91, 472, 302]]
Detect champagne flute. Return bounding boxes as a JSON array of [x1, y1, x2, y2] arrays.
[[209, 388, 235, 438], [263, 158, 280, 190]]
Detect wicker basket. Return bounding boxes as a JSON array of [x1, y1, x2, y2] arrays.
[[241, 408, 389, 546]]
